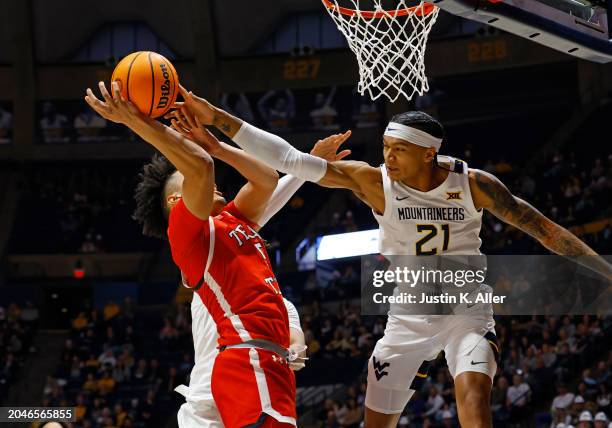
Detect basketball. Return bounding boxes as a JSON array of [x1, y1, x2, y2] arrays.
[[111, 51, 179, 118]]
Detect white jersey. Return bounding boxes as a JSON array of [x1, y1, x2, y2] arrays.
[[373, 156, 482, 256], [372, 157, 492, 317]]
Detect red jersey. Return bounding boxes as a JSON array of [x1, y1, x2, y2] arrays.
[[168, 199, 290, 349]]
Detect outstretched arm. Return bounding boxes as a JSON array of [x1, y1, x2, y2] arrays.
[[170, 103, 278, 224], [166, 87, 379, 196], [85, 82, 214, 220], [256, 132, 353, 227], [469, 169, 612, 279]]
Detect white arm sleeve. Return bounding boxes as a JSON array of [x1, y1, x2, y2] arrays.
[[233, 122, 327, 182], [257, 175, 305, 227], [283, 298, 302, 332]]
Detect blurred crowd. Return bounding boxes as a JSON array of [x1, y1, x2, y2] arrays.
[[303, 304, 611, 427], [9, 164, 154, 254], [31, 86, 381, 146], [0, 302, 38, 404], [36, 299, 195, 428]]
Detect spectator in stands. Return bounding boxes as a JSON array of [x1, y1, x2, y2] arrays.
[[79, 231, 103, 253], [441, 409, 456, 427], [595, 412, 609, 427], [102, 301, 120, 321], [572, 396, 587, 423], [304, 329, 321, 356], [72, 312, 88, 331], [159, 317, 179, 347], [542, 343, 558, 368], [114, 402, 128, 427], [97, 370, 116, 395], [68, 355, 82, 380], [147, 358, 162, 385], [74, 107, 107, 142], [507, 372, 531, 423], [578, 410, 593, 427], [83, 373, 97, 393], [133, 358, 147, 383], [351, 88, 380, 128], [309, 86, 340, 131], [98, 349, 116, 369], [162, 366, 181, 394], [339, 398, 362, 427], [84, 353, 99, 373], [257, 89, 295, 132], [553, 384, 576, 412], [40, 102, 69, 143], [424, 386, 445, 420], [596, 384, 610, 411], [75, 393, 87, 421], [19, 301, 39, 329], [140, 389, 156, 423], [492, 375, 510, 423], [407, 390, 427, 424]]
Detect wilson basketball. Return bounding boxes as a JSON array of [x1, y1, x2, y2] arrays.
[[111, 51, 179, 118]]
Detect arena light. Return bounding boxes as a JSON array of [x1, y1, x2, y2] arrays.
[[316, 229, 379, 260]]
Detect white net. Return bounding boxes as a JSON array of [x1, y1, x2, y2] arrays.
[[323, 0, 439, 102]]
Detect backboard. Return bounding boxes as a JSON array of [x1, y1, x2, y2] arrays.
[[428, 0, 612, 63]]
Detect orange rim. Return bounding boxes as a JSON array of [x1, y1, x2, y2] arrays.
[[321, 0, 436, 18]]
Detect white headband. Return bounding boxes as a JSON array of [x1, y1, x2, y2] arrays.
[[384, 122, 442, 151]]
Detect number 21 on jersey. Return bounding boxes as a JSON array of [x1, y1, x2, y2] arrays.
[[415, 224, 450, 255]]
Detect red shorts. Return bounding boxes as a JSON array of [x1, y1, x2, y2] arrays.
[[211, 347, 296, 428]]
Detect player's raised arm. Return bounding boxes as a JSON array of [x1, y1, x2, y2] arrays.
[[256, 133, 353, 227], [170, 105, 278, 224], [469, 168, 612, 279], [85, 81, 215, 220], [166, 87, 380, 196]]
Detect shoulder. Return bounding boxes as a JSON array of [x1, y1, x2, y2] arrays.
[[468, 168, 504, 211], [468, 168, 508, 198], [167, 199, 210, 259], [468, 168, 493, 184]]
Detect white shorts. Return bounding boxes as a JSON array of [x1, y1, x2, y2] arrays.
[[365, 314, 498, 415], [176, 385, 223, 428]]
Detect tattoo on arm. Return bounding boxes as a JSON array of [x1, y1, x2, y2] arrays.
[[220, 122, 230, 133], [473, 170, 596, 256]]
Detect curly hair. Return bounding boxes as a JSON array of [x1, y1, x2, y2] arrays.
[[132, 154, 177, 239]]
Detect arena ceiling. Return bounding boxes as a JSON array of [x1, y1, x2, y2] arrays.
[[0, 0, 461, 63]]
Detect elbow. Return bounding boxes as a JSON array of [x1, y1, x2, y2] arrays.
[[186, 152, 214, 179], [196, 152, 214, 171], [260, 169, 279, 191], [268, 169, 280, 186]]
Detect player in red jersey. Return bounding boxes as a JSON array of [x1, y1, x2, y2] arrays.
[[84, 82, 348, 427]]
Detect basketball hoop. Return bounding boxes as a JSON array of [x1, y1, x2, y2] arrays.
[[322, 0, 439, 102]]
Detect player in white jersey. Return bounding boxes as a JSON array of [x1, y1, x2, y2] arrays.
[[173, 136, 350, 428], [176, 292, 304, 428], [167, 89, 612, 428]]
